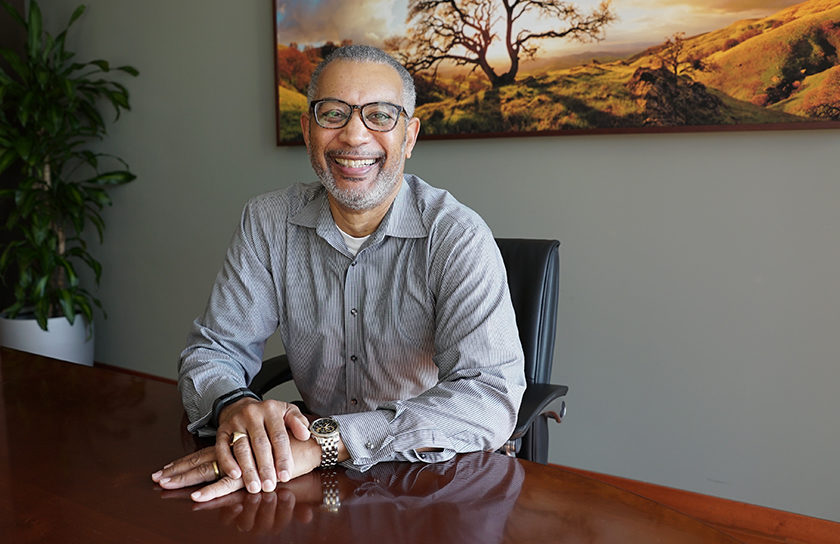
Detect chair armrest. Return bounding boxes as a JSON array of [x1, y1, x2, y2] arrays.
[[511, 383, 568, 440], [250, 354, 293, 397]]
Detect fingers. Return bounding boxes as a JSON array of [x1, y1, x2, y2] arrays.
[[265, 415, 294, 484], [159, 460, 220, 489], [152, 447, 218, 490], [150, 446, 249, 503], [216, 397, 260, 480], [216, 430, 243, 481], [155, 399, 313, 503], [285, 409, 311, 442], [151, 447, 245, 502], [231, 427, 265, 494], [190, 475, 246, 503], [217, 400, 310, 493]]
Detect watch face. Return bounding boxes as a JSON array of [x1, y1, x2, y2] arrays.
[[312, 417, 338, 435]]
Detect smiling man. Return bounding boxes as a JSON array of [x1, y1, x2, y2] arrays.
[[152, 46, 525, 502]]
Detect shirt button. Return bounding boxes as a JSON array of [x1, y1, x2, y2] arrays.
[[350, 261, 357, 267], [365, 442, 374, 449], [350, 308, 358, 316], [350, 355, 358, 362]]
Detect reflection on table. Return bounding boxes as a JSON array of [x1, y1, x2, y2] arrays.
[[0, 348, 739, 543]]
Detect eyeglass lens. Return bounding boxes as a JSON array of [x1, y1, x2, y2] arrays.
[[313, 100, 402, 131]]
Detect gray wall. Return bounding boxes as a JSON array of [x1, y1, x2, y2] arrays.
[[39, 0, 840, 521]]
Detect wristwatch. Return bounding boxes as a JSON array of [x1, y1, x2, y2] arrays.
[[310, 417, 340, 468]]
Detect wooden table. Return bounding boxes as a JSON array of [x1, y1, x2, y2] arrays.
[[0, 348, 741, 543]]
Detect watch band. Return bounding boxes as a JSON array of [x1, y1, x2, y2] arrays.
[[316, 435, 339, 468], [211, 387, 261, 428]]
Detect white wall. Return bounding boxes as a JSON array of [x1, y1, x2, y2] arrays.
[[40, 0, 840, 521]]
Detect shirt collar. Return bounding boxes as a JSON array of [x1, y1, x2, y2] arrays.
[[379, 175, 428, 239], [289, 175, 428, 243]]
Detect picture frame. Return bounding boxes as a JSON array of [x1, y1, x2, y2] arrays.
[[274, 0, 840, 145]]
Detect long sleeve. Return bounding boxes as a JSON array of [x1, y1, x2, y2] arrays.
[[334, 212, 526, 470], [178, 197, 282, 435]]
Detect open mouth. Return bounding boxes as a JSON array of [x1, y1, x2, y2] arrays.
[[329, 154, 383, 180], [334, 157, 378, 168]]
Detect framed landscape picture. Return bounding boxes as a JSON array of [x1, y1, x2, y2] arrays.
[[274, 0, 840, 144]]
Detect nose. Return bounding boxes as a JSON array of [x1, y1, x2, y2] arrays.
[[337, 108, 373, 146]]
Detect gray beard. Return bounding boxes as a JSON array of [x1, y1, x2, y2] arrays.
[[311, 134, 407, 211]]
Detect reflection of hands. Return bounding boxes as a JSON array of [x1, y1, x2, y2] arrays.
[[151, 432, 322, 502], [194, 488, 315, 534], [158, 471, 329, 534], [215, 398, 312, 494]]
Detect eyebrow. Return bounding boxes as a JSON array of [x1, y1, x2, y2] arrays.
[[314, 97, 401, 105]]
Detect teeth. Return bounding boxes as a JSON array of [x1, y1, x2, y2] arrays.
[[335, 158, 376, 168]]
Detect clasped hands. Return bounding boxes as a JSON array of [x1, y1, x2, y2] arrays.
[[152, 398, 322, 502]]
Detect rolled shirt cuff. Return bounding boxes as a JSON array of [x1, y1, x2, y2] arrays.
[[333, 410, 455, 471], [183, 376, 246, 436]]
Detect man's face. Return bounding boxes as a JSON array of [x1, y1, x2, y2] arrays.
[[301, 60, 420, 212]]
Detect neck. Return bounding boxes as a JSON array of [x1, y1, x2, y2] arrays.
[[327, 181, 402, 237]]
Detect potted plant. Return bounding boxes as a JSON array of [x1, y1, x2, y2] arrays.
[[0, 0, 138, 364]]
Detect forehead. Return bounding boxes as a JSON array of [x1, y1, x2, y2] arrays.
[[314, 60, 404, 105]]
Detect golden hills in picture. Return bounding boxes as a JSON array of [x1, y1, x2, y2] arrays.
[[275, 0, 840, 142]]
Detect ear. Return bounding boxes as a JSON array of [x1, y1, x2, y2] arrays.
[[404, 116, 421, 159], [300, 113, 311, 149]]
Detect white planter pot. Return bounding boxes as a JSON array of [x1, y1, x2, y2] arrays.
[[0, 315, 94, 366]]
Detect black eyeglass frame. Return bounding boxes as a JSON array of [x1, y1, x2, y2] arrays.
[[309, 99, 408, 132]]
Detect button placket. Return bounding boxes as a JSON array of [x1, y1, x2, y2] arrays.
[[343, 258, 363, 412]]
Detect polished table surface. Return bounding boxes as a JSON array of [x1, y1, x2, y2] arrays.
[[0, 348, 742, 543]]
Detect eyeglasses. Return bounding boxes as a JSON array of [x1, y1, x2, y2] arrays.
[[310, 99, 407, 132]]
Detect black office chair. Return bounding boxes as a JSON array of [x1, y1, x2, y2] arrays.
[[250, 238, 567, 464], [495, 238, 567, 463]]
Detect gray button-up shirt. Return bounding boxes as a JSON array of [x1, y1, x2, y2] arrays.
[[178, 175, 525, 470]]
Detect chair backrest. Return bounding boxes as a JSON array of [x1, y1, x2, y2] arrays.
[[494, 239, 560, 385]]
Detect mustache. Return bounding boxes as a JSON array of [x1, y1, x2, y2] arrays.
[[326, 149, 384, 159]]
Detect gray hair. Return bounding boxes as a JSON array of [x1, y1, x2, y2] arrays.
[[307, 45, 416, 117]]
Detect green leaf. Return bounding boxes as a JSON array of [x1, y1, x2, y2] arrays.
[[33, 274, 49, 299], [0, 240, 23, 270], [59, 289, 75, 320], [64, 183, 84, 206], [90, 59, 110, 72], [26, 0, 43, 60], [1, 1, 26, 27], [88, 255, 103, 283], [66, 5, 86, 29], [86, 208, 105, 242], [117, 65, 140, 77], [33, 296, 51, 328], [2, 301, 25, 319], [12, 138, 32, 161], [84, 185, 110, 203], [88, 170, 136, 185], [0, 149, 17, 174], [75, 294, 93, 325], [0, 49, 29, 80]]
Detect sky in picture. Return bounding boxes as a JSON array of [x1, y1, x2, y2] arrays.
[[275, 0, 805, 61]]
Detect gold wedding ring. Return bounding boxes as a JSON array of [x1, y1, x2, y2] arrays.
[[211, 460, 221, 479], [229, 431, 248, 447]]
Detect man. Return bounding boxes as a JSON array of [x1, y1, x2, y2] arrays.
[[152, 45, 525, 503]]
